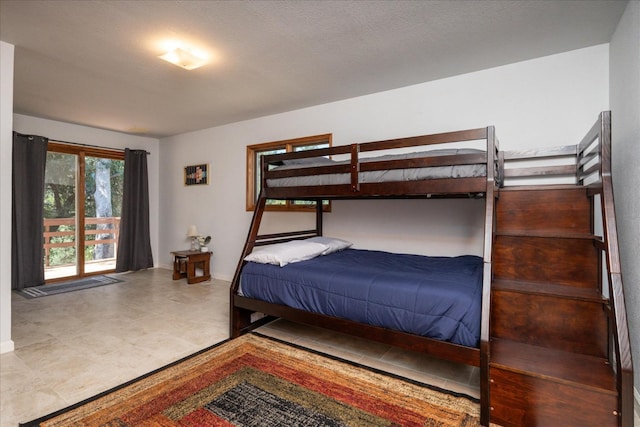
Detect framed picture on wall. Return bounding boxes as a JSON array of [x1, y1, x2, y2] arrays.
[[184, 163, 209, 186]]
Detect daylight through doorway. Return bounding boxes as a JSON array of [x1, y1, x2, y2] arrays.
[[43, 143, 124, 281]]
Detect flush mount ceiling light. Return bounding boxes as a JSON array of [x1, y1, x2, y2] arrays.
[[158, 47, 208, 70]]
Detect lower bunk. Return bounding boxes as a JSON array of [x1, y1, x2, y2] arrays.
[[241, 246, 482, 348], [230, 237, 489, 423]]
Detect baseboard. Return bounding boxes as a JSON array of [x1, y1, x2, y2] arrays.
[[0, 339, 15, 354]]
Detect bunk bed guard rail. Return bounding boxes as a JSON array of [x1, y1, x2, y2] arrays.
[[261, 126, 501, 199]]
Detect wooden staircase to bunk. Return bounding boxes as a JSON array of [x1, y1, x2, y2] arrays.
[[488, 112, 633, 426]]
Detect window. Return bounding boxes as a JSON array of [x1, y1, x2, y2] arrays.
[[246, 134, 332, 211]]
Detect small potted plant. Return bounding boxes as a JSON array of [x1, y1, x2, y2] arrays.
[[198, 235, 211, 252]]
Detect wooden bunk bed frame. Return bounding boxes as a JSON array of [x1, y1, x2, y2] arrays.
[[230, 126, 500, 425], [230, 113, 632, 426]]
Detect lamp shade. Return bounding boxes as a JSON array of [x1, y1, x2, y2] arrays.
[[187, 225, 199, 237]]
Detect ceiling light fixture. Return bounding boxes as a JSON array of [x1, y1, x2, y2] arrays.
[[158, 47, 208, 70]]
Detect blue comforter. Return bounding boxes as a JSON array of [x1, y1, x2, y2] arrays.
[[240, 249, 483, 347]]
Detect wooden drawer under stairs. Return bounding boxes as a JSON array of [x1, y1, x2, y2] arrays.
[[490, 339, 618, 427]]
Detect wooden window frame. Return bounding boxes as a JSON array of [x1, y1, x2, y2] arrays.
[[246, 134, 332, 212]]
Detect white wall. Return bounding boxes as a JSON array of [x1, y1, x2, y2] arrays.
[[609, 0, 640, 405], [0, 41, 15, 353], [159, 44, 610, 281]]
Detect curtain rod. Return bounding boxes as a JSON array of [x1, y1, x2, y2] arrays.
[[17, 132, 150, 154], [50, 138, 151, 155]]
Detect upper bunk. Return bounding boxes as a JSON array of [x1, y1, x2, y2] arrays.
[[260, 126, 501, 200]]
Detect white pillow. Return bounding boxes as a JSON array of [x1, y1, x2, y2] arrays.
[[244, 240, 327, 267], [305, 236, 353, 255]]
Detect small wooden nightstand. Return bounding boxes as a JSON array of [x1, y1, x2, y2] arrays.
[[171, 250, 211, 284]]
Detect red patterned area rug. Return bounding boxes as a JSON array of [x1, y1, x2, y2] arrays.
[[22, 333, 487, 426]]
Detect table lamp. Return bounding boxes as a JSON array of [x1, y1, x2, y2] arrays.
[[187, 225, 199, 250]]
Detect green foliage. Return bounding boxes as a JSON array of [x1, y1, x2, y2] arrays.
[[43, 152, 124, 266], [46, 224, 76, 266], [44, 152, 76, 219]]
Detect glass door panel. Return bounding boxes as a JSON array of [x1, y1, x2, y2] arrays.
[[43, 152, 78, 280], [83, 156, 124, 274]]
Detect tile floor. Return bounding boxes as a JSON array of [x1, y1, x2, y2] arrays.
[[1, 268, 638, 426]]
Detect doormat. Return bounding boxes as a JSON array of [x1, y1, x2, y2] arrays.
[[16, 275, 124, 299]]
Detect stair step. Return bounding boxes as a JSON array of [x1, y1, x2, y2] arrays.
[[490, 340, 618, 427], [491, 287, 608, 356], [490, 339, 616, 394], [496, 186, 591, 235], [495, 230, 597, 240], [492, 279, 607, 303], [493, 235, 598, 287], [500, 184, 584, 191]]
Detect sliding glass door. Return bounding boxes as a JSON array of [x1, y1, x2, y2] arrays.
[[83, 155, 123, 276], [43, 143, 124, 281], [43, 151, 78, 280]]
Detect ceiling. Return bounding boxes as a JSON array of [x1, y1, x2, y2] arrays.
[[0, 0, 627, 139]]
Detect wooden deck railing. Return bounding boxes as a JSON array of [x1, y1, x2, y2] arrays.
[[43, 217, 120, 266]]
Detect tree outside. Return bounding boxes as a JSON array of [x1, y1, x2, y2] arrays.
[[43, 152, 124, 268]]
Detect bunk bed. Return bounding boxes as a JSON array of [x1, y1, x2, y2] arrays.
[[230, 126, 500, 425], [230, 113, 633, 426]]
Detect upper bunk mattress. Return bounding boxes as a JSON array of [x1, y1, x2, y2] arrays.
[[240, 249, 483, 347], [266, 148, 486, 188]]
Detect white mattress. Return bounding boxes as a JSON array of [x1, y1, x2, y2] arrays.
[[267, 148, 486, 187]]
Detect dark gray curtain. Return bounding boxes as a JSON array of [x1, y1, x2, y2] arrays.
[[12, 132, 48, 290], [116, 149, 153, 271]]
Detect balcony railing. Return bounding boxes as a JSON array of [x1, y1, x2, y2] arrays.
[[43, 216, 120, 269]]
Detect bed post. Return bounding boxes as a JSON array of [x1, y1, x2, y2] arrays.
[[480, 125, 497, 426], [230, 193, 267, 337], [316, 198, 323, 236]]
